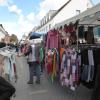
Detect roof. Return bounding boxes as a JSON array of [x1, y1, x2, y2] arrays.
[[0, 24, 7, 35], [51, 0, 71, 19], [35, 0, 72, 31], [55, 3, 100, 28]]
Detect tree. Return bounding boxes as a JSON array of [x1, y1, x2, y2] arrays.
[[10, 34, 18, 44]]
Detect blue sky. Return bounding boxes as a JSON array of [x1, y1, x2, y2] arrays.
[[0, 0, 100, 39], [92, 0, 100, 5]]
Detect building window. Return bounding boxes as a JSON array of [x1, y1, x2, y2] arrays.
[[76, 10, 81, 15]]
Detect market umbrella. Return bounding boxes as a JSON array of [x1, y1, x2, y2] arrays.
[[29, 32, 41, 40]]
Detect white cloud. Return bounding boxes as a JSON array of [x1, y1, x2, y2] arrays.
[[8, 4, 22, 15], [18, 14, 34, 35], [30, 0, 68, 27], [0, 0, 8, 6], [0, 0, 6, 3], [0, 0, 22, 15], [0, 0, 68, 39], [27, 12, 35, 22], [1, 22, 22, 39], [36, 9, 46, 20], [40, 0, 68, 9]]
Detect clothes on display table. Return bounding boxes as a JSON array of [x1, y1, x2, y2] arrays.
[[60, 48, 80, 91], [78, 26, 85, 39], [46, 30, 61, 49], [85, 27, 94, 44], [78, 26, 94, 44], [91, 65, 100, 100], [39, 47, 44, 63], [60, 48, 65, 62], [0, 50, 17, 82], [39, 47, 45, 72], [46, 23, 77, 49], [81, 49, 94, 82], [59, 46, 100, 91], [58, 25, 77, 46], [46, 48, 59, 83], [79, 47, 100, 89]]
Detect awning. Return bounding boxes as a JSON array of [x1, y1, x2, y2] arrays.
[[79, 11, 100, 26]]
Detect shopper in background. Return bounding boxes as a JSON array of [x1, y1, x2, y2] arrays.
[[24, 42, 41, 84]]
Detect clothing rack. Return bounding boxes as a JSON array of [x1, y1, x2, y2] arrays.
[[78, 44, 100, 49], [64, 44, 100, 53], [79, 24, 100, 27], [76, 22, 100, 50]]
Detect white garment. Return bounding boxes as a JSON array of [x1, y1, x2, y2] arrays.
[[88, 50, 94, 66], [28, 44, 36, 62], [78, 55, 81, 66], [61, 53, 66, 69], [4, 58, 10, 74], [0, 50, 16, 82]]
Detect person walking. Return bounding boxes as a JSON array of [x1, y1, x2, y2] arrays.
[[24, 42, 41, 84]]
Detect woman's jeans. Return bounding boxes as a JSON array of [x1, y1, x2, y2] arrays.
[[28, 62, 40, 82]]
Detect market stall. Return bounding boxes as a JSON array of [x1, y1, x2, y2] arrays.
[[44, 10, 100, 100]]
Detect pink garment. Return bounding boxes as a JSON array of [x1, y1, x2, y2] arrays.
[[46, 30, 61, 49]]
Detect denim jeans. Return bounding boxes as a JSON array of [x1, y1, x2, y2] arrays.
[[34, 62, 41, 81], [81, 65, 89, 81], [29, 62, 41, 82], [81, 65, 94, 82]]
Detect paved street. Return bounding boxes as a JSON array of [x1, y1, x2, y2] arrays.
[[12, 56, 93, 100]]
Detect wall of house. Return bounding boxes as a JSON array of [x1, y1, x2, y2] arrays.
[[35, 0, 93, 33], [36, 20, 53, 33], [0, 26, 6, 42], [55, 3, 100, 28], [52, 0, 93, 26]]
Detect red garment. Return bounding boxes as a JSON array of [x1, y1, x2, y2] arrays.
[[47, 62, 53, 75], [69, 25, 76, 34], [47, 55, 53, 74], [46, 30, 61, 49], [64, 25, 69, 33], [60, 48, 65, 62], [13, 63, 16, 74]]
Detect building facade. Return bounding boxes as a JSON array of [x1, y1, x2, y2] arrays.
[[34, 0, 93, 33], [0, 24, 7, 42], [4, 34, 11, 44]]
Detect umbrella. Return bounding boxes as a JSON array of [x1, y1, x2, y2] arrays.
[[29, 32, 41, 40]]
